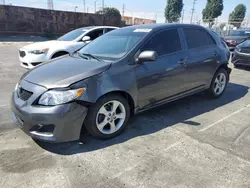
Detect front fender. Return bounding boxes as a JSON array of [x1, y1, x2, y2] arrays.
[[72, 64, 138, 108]]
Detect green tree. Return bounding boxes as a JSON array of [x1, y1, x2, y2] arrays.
[[229, 4, 246, 28], [97, 7, 121, 18], [202, 0, 224, 28], [165, 0, 183, 23]]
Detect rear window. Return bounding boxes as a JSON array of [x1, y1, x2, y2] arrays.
[[184, 28, 215, 49]]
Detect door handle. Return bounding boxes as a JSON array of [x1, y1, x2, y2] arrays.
[[213, 51, 218, 56], [178, 59, 187, 66]]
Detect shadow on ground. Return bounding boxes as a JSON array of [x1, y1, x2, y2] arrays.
[[0, 36, 49, 42], [36, 82, 249, 155], [235, 65, 250, 71]]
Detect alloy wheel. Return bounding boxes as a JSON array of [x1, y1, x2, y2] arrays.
[[213, 73, 226, 95], [96, 100, 126, 135]]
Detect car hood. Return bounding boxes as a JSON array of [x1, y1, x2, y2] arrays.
[[22, 40, 77, 50], [224, 36, 248, 41], [22, 55, 111, 89]]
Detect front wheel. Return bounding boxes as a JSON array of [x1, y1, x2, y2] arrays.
[[84, 94, 130, 139], [207, 68, 229, 98]]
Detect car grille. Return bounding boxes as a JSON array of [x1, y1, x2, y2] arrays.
[[17, 87, 33, 101], [19, 50, 26, 57]]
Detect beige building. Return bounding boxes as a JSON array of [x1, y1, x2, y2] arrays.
[[122, 16, 156, 25]]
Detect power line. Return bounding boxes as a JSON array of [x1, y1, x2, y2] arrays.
[[190, 0, 197, 24]]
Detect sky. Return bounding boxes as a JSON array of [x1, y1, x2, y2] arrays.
[[3, 0, 250, 23]]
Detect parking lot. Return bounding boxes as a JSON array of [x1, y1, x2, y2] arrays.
[[1, 42, 250, 188]]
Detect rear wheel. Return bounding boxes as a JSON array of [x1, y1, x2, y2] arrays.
[[207, 68, 228, 98], [84, 94, 130, 139]]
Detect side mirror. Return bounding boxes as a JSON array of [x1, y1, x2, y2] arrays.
[[137, 51, 158, 64], [81, 36, 91, 42]]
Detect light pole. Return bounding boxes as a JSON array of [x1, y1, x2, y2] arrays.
[[74, 6, 78, 12]]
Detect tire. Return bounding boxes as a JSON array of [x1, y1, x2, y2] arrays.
[[84, 94, 130, 139], [51, 52, 68, 59], [234, 64, 239, 68], [207, 68, 229, 98]]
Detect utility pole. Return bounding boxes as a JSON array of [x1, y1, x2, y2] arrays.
[[83, 0, 86, 13], [190, 0, 197, 24], [87, 7, 89, 13], [102, 0, 104, 14], [122, 4, 125, 17], [47, 0, 54, 10], [94, 1, 97, 13], [181, 9, 185, 23], [155, 13, 157, 23], [102, 0, 105, 24], [2, 0, 5, 5]]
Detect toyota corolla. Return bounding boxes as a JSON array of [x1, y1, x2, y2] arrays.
[[11, 24, 231, 142]]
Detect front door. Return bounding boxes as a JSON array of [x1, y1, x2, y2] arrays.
[[135, 29, 190, 109]]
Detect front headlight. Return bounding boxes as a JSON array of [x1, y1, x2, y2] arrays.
[[38, 88, 86, 106], [235, 46, 241, 52], [29, 48, 49, 55]]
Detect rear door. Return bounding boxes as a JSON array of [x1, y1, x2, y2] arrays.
[[136, 29, 190, 108], [182, 28, 220, 89]]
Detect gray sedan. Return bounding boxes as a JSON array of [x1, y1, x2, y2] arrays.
[[11, 24, 231, 142]]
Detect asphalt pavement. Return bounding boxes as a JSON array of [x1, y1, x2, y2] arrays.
[[0, 43, 250, 188]]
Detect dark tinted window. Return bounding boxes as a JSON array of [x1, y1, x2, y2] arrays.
[[206, 33, 216, 45], [142, 29, 182, 56], [184, 28, 215, 49], [105, 28, 116, 33], [87, 29, 104, 40]]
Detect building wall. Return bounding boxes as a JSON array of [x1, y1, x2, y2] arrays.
[[0, 5, 122, 35], [134, 17, 156, 25], [122, 16, 156, 26]]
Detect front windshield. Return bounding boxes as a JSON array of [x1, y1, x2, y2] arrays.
[[79, 28, 150, 60], [231, 30, 247, 36], [58, 29, 87, 41]]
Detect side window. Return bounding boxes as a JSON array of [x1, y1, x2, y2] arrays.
[[206, 32, 216, 45], [105, 28, 116, 33], [184, 28, 209, 49], [142, 29, 182, 56], [86, 29, 104, 40]]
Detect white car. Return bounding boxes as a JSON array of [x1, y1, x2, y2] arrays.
[[19, 26, 118, 69]]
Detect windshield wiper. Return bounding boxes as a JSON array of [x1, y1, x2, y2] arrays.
[[80, 53, 101, 62]]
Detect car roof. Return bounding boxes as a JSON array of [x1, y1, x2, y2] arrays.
[[119, 23, 206, 32], [78, 26, 119, 30]]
